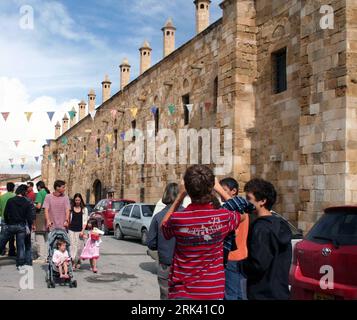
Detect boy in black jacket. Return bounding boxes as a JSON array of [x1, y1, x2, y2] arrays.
[[243, 178, 292, 300]]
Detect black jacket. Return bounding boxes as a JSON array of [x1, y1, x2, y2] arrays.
[[4, 196, 34, 227], [243, 215, 292, 300]]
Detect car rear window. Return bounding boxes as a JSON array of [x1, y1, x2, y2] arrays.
[[142, 205, 155, 217], [306, 212, 357, 246], [112, 201, 125, 211]]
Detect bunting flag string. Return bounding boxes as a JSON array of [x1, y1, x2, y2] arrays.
[[1, 112, 10, 122], [48, 155, 52, 161], [120, 132, 125, 140], [47, 112, 55, 121], [11, 164, 14, 169], [151, 106, 158, 115], [168, 104, 175, 115], [61, 136, 68, 145], [68, 111, 76, 120], [130, 106, 138, 118], [25, 112, 33, 122], [111, 109, 117, 120], [21, 164, 25, 169], [186, 104, 194, 113], [9, 158, 14, 164], [35, 156, 39, 162], [14, 140, 20, 147], [106, 134, 113, 143]]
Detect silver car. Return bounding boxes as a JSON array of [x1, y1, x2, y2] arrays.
[[113, 203, 155, 245]]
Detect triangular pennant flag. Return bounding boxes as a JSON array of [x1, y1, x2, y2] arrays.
[[47, 112, 55, 121], [91, 135, 98, 142], [68, 111, 76, 120], [85, 129, 92, 133], [186, 104, 194, 113], [151, 106, 158, 115], [25, 112, 33, 122], [105, 145, 110, 155], [168, 104, 175, 115], [106, 134, 113, 143], [35, 156, 39, 162], [46, 139, 51, 145], [76, 136, 82, 142], [1, 112, 10, 122], [130, 107, 138, 118], [95, 148, 100, 155], [48, 155, 52, 161], [9, 158, 14, 163], [70, 160, 75, 166], [61, 136, 68, 145], [21, 164, 25, 169], [11, 164, 14, 169], [89, 110, 97, 120], [14, 140, 20, 147], [60, 153, 65, 159], [21, 157, 26, 164], [120, 132, 125, 140], [111, 109, 117, 120], [205, 102, 212, 111]]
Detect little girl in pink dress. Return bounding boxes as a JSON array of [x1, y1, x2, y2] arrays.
[[80, 220, 104, 273]]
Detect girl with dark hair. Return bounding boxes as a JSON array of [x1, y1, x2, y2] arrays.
[[160, 165, 246, 300], [68, 193, 88, 270]]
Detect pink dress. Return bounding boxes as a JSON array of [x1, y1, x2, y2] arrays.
[[80, 232, 101, 260]]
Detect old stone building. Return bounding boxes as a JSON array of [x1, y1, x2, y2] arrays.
[[42, 0, 357, 232]]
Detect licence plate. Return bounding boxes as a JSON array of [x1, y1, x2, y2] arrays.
[[314, 292, 335, 300]]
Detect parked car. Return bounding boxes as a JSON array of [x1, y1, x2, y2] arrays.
[[113, 203, 156, 245], [89, 199, 135, 235], [290, 206, 357, 300], [85, 204, 95, 215]]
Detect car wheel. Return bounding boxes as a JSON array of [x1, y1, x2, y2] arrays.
[[114, 225, 124, 240], [141, 229, 148, 245]]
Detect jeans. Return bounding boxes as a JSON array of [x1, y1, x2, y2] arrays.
[[224, 260, 248, 300], [0, 224, 27, 267], [157, 263, 171, 300]]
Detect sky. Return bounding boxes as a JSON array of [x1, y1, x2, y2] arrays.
[[0, 0, 222, 178]]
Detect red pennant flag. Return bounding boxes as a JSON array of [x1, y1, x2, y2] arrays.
[[205, 102, 212, 111], [1, 112, 10, 121]]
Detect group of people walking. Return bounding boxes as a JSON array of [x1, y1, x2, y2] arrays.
[[0, 180, 102, 274], [148, 164, 292, 300]]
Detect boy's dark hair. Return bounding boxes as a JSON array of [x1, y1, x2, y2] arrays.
[[56, 239, 66, 249], [220, 177, 239, 194], [15, 184, 28, 196], [54, 180, 66, 190], [7, 182, 15, 192], [162, 183, 179, 205], [244, 178, 277, 210], [27, 182, 34, 187], [184, 165, 215, 204]]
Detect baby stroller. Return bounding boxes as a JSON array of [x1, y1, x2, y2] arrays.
[[46, 229, 77, 288]]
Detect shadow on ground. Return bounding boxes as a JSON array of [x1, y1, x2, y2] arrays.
[[139, 262, 157, 275]]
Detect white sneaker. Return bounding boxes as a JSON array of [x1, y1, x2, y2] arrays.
[[17, 265, 26, 271]]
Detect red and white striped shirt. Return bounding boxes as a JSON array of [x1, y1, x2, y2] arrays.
[[162, 203, 241, 300]]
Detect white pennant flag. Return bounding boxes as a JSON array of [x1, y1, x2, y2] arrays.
[[89, 110, 97, 120], [60, 153, 65, 159], [186, 104, 194, 113]]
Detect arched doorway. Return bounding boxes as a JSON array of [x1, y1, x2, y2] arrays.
[[93, 179, 102, 204]]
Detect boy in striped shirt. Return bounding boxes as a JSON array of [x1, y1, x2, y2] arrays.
[[161, 165, 246, 300]]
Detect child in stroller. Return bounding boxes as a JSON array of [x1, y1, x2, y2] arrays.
[[46, 229, 77, 288]]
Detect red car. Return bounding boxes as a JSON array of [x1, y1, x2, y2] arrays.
[[290, 206, 357, 300], [89, 199, 135, 234]]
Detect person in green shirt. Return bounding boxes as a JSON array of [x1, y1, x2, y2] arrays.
[[0, 182, 16, 256], [33, 181, 50, 262]]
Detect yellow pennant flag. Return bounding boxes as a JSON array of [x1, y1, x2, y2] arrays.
[[25, 112, 33, 122], [106, 133, 113, 143], [130, 107, 138, 118]]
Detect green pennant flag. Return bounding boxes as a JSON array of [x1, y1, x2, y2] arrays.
[[48, 155, 52, 161], [168, 104, 175, 115], [61, 136, 68, 145]]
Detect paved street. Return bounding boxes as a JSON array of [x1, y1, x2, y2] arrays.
[[0, 235, 159, 300]]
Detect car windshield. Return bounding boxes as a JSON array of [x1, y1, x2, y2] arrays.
[[142, 205, 155, 217], [306, 212, 357, 246], [112, 201, 125, 211]]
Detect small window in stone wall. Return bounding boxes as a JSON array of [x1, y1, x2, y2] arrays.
[[272, 48, 287, 94], [200, 4, 205, 9], [131, 120, 136, 142], [155, 109, 160, 136], [97, 138, 100, 158], [114, 129, 118, 150]]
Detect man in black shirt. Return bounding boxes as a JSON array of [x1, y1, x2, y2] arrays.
[[0, 185, 35, 270]]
